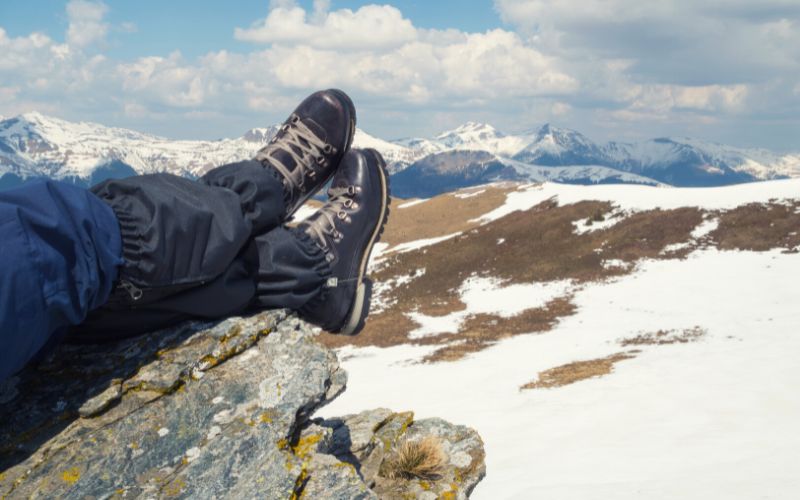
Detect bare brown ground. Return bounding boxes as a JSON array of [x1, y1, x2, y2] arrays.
[[381, 184, 517, 248], [317, 185, 800, 363], [621, 326, 707, 346], [520, 352, 637, 390], [319, 192, 703, 355], [419, 297, 577, 363], [711, 201, 800, 252]]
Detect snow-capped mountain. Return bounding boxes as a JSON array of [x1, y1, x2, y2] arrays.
[[0, 112, 280, 188], [390, 150, 661, 198], [1, 112, 798, 195]]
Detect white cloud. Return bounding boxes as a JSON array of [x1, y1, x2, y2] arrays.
[[494, 0, 799, 136], [0, 1, 797, 149], [234, 3, 417, 51], [230, 3, 575, 104], [495, 0, 800, 83], [66, 0, 109, 48]]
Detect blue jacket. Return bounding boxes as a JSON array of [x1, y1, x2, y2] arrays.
[[0, 181, 122, 381]]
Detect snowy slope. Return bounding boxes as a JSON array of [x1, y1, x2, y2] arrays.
[[318, 179, 800, 499], [0, 112, 279, 182]]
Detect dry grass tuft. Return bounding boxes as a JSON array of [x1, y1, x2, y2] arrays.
[[521, 352, 636, 390], [380, 436, 448, 481], [621, 326, 707, 346]]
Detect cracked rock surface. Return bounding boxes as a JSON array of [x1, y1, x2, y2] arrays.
[[0, 311, 485, 499]]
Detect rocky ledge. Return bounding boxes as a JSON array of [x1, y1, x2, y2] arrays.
[[0, 311, 485, 499]]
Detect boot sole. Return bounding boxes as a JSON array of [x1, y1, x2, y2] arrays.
[[339, 149, 390, 335]]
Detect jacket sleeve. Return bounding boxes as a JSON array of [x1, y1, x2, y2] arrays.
[[0, 180, 122, 381]]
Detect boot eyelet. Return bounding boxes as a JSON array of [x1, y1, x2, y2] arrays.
[[323, 144, 333, 154], [316, 156, 325, 164], [291, 115, 300, 124], [344, 199, 353, 208], [347, 186, 357, 195], [337, 211, 347, 220]]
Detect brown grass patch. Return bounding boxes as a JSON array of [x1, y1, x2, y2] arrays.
[[381, 184, 516, 249], [318, 191, 704, 357], [317, 189, 800, 363], [711, 202, 800, 251], [419, 296, 577, 363], [621, 326, 707, 346], [520, 352, 637, 390], [379, 436, 447, 481]]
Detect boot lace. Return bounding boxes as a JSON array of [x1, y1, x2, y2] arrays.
[[255, 114, 336, 197], [305, 185, 359, 262]]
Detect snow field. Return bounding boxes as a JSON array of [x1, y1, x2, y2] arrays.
[[320, 248, 800, 499], [477, 178, 800, 223]]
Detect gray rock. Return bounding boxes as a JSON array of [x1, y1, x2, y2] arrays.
[[316, 410, 486, 500], [0, 311, 485, 499]]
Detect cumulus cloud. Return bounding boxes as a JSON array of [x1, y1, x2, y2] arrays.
[[495, 0, 799, 133], [231, 2, 575, 103], [495, 0, 800, 84], [0, 1, 797, 148], [235, 2, 417, 50], [66, 0, 109, 48]]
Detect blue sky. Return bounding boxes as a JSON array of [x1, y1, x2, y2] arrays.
[[1, 1, 798, 151], [1, 1, 502, 59]]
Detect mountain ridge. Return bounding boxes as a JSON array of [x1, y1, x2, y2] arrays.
[[1, 112, 798, 195]]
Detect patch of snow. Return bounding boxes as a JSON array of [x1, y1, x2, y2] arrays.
[[157, 427, 170, 437], [476, 179, 800, 224], [691, 217, 720, 239], [454, 189, 486, 199], [407, 311, 463, 338], [407, 277, 574, 339], [321, 248, 800, 499], [497, 238, 505, 245], [573, 211, 628, 235], [660, 217, 720, 255], [388, 232, 462, 254], [367, 242, 391, 272], [371, 268, 426, 315], [397, 198, 429, 209], [661, 241, 693, 254], [601, 259, 631, 270]]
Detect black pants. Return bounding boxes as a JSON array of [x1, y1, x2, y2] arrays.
[[69, 160, 331, 342]]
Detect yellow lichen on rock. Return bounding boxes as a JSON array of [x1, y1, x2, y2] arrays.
[[60, 467, 81, 485], [292, 433, 322, 459], [162, 478, 186, 498]]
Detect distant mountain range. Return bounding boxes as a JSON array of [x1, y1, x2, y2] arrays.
[[1, 112, 798, 196]]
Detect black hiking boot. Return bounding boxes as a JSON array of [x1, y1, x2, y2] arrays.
[[298, 148, 390, 335], [254, 89, 356, 218]]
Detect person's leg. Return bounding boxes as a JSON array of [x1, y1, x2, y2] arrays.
[[0, 180, 122, 381], [71, 161, 285, 341], [252, 226, 332, 311], [75, 88, 358, 340]]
